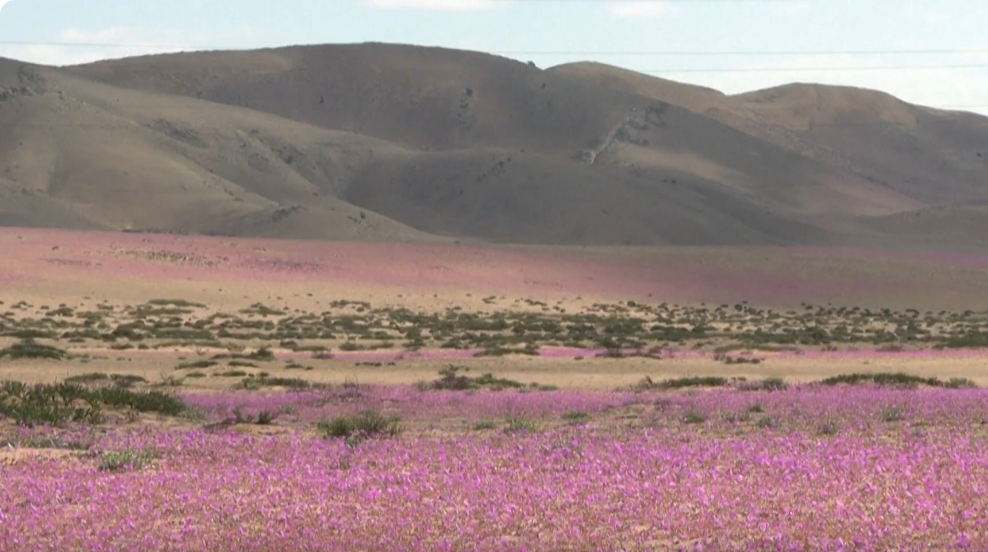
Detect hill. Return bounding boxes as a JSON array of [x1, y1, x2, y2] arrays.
[[0, 42, 983, 247]]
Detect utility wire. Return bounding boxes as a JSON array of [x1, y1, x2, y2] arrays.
[[644, 63, 988, 74], [494, 49, 988, 56]]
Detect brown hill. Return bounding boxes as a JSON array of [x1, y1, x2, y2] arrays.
[[0, 42, 983, 248]]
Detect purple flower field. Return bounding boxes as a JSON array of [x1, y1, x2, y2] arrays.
[[3, 384, 988, 551]]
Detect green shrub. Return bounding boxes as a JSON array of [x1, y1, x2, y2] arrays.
[[820, 372, 942, 387], [760, 377, 788, 391], [318, 409, 402, 439], [236, 375, 311, 390], [175, 360, 218, 370], [946, 377, 978, 389], [562, 410, 589, 423], [683, 409, 707, 424], [659, 376, 729, 390], [0, 339, 69, 360], [215, 370, 248, 377], [98, 448, 158, 472], [504, 415, 539, 433]]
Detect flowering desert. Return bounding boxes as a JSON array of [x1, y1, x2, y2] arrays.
[[3, 380, 988, 552], [5, 228, 988, 551]]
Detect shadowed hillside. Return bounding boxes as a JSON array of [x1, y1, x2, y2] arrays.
[[0, 42, 982, 247]]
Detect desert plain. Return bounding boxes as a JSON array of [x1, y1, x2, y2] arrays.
[[3, 226, 988, 550]]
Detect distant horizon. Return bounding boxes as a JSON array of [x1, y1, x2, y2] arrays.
[[2, 0, 986, 115]]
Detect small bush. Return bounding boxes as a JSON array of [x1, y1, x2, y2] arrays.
[[504, 415, 539, 433], [946, 377, 978, 389], [683, 409, 707, 424], [98, 448, 158, 472], [0, 339, 69, 360], [821, 372, 942, 388], [659, 376, 729, 390], [94, 387, 185, 416], [882, 406, 906, 422], [175, 360, 217, 370], [64, 373, 110, 384], [473, 420, 498, 431], [756, 416, 778, 429], [236, 375, 311, 390], [429, 365, 526, 391], [318, 409, 402, 440], [215, 370, 248, 377], [760, 377, 788, 391], [562, 410, 589, 423], [817, 420, 840, 435]]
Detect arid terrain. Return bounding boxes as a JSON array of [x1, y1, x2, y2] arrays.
[[0, 42, 986, 248], [4, 41, 988, 552]]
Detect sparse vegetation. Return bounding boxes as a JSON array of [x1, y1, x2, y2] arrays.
[[0, 339, 69, 360], [317, 409, 402, 440]]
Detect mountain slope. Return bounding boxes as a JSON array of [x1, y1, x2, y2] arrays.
[[0, 55, 821, 245], [0, 57, 437, 241], [0, 42, 983, 248]]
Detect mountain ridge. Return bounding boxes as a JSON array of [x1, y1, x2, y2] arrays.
[[0, 42, 982, 247]]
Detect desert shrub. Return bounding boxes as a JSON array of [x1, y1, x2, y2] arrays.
[[946, 377, 978, 389], [562, 410, 589, 423], [175, 360, 218, 370], [659, 376, 729, 390], [256, 410, 278, 425], [882, 406, 906, 422], [0, 339, 68, 360], [820, 372, 942, 388], [2, 329, 57, 339], [63, 373, 147, 388], [98, 448, 158, 472], [0, 381, 104, 426], [248, 347, 275, 361], [682, 409, 707, 424], [760, 377, 788, 391], [429, 366, 526, 391], [504, 415, 539, 433], [215, 370, 248, 377], [93, 386, 185, 416], [818, 420, 840, 435], [156, 375, 184, 388], [236, 375, 311, 390], [64, 373, 110, 384], [228, 360, 258, 368], [318, 409, 402, 439], [756, 416, 779, 429]]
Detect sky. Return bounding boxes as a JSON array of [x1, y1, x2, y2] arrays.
[[1, 0, 987, 115]]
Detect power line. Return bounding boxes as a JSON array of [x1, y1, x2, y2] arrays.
[[495, 48, 988, 56], [645, 63, 988, 74]]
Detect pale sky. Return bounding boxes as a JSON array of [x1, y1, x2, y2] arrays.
[[1, 0, 987, 115]]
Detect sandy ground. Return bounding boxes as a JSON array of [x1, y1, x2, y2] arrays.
[[4, 352, 988, 390], [4, 227, 988, 311]]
